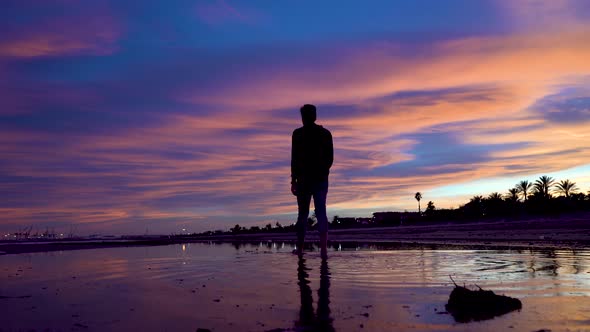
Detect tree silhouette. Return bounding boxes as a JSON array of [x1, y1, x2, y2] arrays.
[[516, 180, 532, 202], [488, 192, 503, 200], [534, 175, 555, 199], [555, 179, 578, 198], [472, 196, 483, 203], [486, 192, 505, 216], [507, 188, 519, 202], [425, 201, 436, 216], [415, 192, 422, 214], [464, 195, 484, 218]]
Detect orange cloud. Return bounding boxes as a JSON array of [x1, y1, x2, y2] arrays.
[[2, 19, 590, 232]]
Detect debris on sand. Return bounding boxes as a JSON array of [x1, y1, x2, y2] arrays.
[[445, 276, 522, 322]]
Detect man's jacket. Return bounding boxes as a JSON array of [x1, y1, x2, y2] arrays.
[[291, 124, 333, 185]]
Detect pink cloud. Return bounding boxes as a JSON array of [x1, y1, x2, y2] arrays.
[[497, 0, 589, 31], [0, 6, 121, 58], [2, 16, 590, 233]]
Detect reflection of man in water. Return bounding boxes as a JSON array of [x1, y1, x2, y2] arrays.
[[291, 104, 333, 257], [296, 256, 334, 331]]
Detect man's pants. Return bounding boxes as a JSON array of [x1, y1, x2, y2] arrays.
[[296, 180, 329, 240]]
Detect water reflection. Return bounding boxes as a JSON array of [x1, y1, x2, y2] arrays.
[[296, 256, 335, 332], [226, 241, 590, 278], [2, 242, 590, 331]]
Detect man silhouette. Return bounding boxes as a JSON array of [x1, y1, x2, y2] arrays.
[[291, 104, 333, 257]]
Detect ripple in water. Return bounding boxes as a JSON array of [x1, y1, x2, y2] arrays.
[[0, 242, 589, 331]]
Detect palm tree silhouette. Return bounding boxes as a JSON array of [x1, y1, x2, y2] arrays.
[[555, 179, 578, 198], [415, 192, 422, 214], [470, 195, 483, 203], [534, 175, 555, 199], [507, 188, 519, 202], [516, 180, 532, 202], [466, 195, 484, 217], [488, 192, 503, 201]]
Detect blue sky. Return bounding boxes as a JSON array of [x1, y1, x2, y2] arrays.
[[1, 0, 590, 234]]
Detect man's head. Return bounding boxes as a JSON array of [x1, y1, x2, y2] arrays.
[[300, 104, 317, 126]]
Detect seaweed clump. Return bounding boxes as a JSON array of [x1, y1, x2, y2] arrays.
[[445, 276, 522, 323]]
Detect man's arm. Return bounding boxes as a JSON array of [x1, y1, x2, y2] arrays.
[[325, 130, 333, 170], [291, 131, 300, 195]]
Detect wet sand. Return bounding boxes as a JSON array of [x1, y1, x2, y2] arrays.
[[0, 242, 589, 331]]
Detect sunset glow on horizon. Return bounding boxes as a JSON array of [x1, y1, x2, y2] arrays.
[[2, 0, 590, 234]]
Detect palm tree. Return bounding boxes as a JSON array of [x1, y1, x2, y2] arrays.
[[470, 195, 483, 203], [555, 179, 578, 198], [507, 187, 519, 202], [516, 180, 532, 201], [415, 192, 422, 214], [488, 192, 503, 200], [534, 175, 555, 199], [465, 195, 484, 217]]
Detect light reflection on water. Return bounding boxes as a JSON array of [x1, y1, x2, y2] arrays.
[[0, 242, 589, 331]]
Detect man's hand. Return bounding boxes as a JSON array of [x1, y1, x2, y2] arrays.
[[291, 183, 298, 196]]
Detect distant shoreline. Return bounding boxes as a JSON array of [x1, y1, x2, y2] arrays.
[[1, 218, 589, 255]]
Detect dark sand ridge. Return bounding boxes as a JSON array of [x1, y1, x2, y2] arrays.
[[1, 217, 589, 255]]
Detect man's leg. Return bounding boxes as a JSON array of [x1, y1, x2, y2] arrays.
[[295, 191, 312, 254], [313, 181, 329, 258]]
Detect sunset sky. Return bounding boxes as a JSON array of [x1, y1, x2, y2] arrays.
[[2, 0, 590, 235]]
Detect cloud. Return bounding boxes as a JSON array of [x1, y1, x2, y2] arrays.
[[497, 0, 590, 30], [529, 88, 590, 124], [0, 3, 121, 58], [1, 2, 590, 233], [174, 26, 590, 115]]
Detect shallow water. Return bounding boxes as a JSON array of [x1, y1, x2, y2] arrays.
[[1, 242, 590, 331]]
